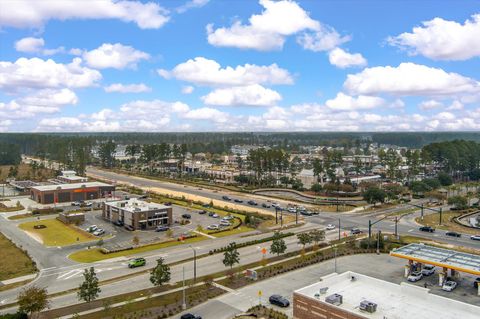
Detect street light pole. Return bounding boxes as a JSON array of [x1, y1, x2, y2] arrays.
[[334, 246, 337, 273], [189, 245, 197, 283], [439, 207, 443, 225], [275, 207, 278, 224], [182, 266, 186, 310], [338, 218, 341, 240]]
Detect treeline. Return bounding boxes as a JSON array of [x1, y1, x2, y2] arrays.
[[372, 132, 480, 148], [422, 140, 480, 174], [0, 143, 21, 165]]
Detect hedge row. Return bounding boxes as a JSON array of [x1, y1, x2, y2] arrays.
[[209, 232, 294, 254]]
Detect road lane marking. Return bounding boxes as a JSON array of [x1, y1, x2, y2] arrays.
[[57, 269, 83, 280]]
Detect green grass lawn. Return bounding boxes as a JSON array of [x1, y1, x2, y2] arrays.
[[0, 232, 37, 281], [19, 219, 97, 246], [415, 211, 479, 235], [69, 235, 206, 263]]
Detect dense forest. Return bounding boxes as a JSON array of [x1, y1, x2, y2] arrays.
[[1, 132, 480, 154]]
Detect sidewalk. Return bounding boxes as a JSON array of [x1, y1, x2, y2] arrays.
[[0, 274, 37, 286]]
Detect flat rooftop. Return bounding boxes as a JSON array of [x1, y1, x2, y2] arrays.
[[295, 271, 480, 319], [105, 198, 169, 212], [390, 243, 480, 276], [31, 181, 113, 192]]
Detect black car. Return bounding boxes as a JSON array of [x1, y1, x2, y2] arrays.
[[198, 210, 207, 215], [445, 231, 461, 237], [419, 226, 435, 233], [112, 220, 124, 227], [202, 203, 210, 208], [262, 203, 271, 208], [182, 214, 192, 219], [269, 295, 290, 307], [351, 228, 362, 235], [208, 212, 215, 217], [164, 202, 172, 206], [247, 200, 258, 206], [180, 314, 202, 319], [222, 195, 231, 201], [234, 199, 243, 203]]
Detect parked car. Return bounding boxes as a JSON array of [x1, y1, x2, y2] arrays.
[[112, 220, 124, 227], [137, 195, 148, 200], [202, 203, 210, 208], [419, 226, 435, 233], [247, 200, 258, 206], [351, 228, 362, 235], [470, 235, 480, 241], [220, 220, 231, 227], [124, 224, 134, 231], [421, 265, 436, 276], [72, 201, 82, 206], [269, 295, 290, 307], [86, 225, 98, 233], [222, 196, 231, 201], [262, 203, 271, 208], [128, 257, 146, 268], [473, 277, 480, 288], [93, 228, 105, 236], [198, 210, 207, 215], [442, 280, 457, 292], [155, 225, 169, 232], [445, 231, 461, 237], [234, 199, 243, 203], [207, 224, 219, 230], [326, 224, 336, 230], [210, 213, 219, 218], [182, 214, 192, 219], [300, 210, 313, 216], [83, 202, 93, 207], [223, 215, 234, 220], [407, 271, 423, 282], [163, 202, 172, 206], [287, 207, 297, 213], [180, 313, 202, 319]]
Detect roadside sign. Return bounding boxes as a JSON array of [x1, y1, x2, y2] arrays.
[[261, 248, 267, 255]]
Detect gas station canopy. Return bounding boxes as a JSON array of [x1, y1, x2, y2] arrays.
[[390, 243, 480, 276]]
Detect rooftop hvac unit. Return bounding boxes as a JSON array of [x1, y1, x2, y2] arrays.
[[359, 300, 377, 313], [325, 293, 343, 306]]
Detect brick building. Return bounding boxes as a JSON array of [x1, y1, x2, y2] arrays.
[[30, 182, 115, 204], [102, 199, 172, 230]]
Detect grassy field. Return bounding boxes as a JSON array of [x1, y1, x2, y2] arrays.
[[69, 235, 206, 263], [0, 232, 37, 281], [19, 219, 97, 246], [415, 211, 480, 235], [0, 163, 55, 182]]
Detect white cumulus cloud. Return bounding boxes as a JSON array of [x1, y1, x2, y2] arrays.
[[0, 57, 101, 92], [0, 0, 169, 29], [297, 26, 350, 52], [182, 107, 229, 123], [83, 43, 149, 69], [325, 92, 385, 111], [328, 48, 367, 68], [159, 57, 293, 87], [104, 83, 151, 93], [388, 14, 480, 60], [177, 0, 209, 13], [418, 100, 443, 110], [207, 0, 319, 51], [15, 37, 45, 53], [201, 84, 281, 106], [344, 62, 480, 97]]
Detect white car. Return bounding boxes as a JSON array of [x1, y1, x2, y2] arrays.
[[442, 281, 457, 292], [220, 220, 231, 227], [223, 215, 234, 220], [326, 224, 336, 230], [288, 207, 297, 213], [421, 265, 435, 276], [470, 235, 480, 241], [93, 228, 105, 236], [407, 271, 423, 282], [207, 224, 219, 230], [86, 225, 98, 233]]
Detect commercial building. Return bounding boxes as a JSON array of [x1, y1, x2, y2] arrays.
[[57, 170, 88, 184], [293, 271, 480, 319], [102, 199, 172, 230], [30, 181, 115, 204]]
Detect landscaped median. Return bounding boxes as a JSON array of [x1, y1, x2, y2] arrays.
[[415, 210, 480, 235], [18, 219, 97, 246], [69, 235, 207, 263], [0, 232, 37, 282]]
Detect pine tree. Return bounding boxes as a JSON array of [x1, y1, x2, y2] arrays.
[[150, 257, 171, 286], [222, 242, 240, 269], [270, 232, 287, 256]]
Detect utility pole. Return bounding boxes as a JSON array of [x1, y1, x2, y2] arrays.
[[368, 220, 372, 248], [439, 207, 443, 225], [338, 218, 341, 240], [295, 210, 298, 225], [280, 209, 283, 227], [394, 216, 398, 238], [420, 203, 424, 220], [182, 266, 186, 310], [275, 207, 278, 224], [376, 230, 381, 255]]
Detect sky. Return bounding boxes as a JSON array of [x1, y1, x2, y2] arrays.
[[0, 0, 480, 132]]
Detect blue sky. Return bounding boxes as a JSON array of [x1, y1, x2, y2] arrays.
[[0, 0, 479, 132]]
